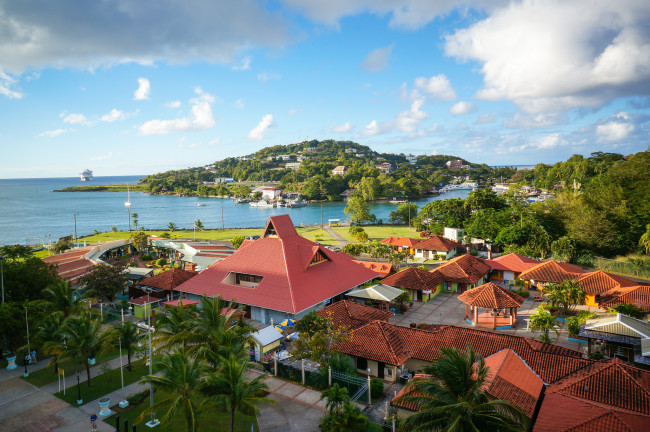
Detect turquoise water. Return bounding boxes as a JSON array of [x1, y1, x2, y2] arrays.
[[0, 176, 469, 246]]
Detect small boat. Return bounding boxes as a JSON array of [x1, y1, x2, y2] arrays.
[[389, 197, 406, 204], [195, 203, 206, 206], [249, 200, 275, 208], [286, 199, 308, 208], [232, 198, 251, 204]]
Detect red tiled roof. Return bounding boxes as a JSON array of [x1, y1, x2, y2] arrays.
[[577, 271, 638, 295], [429, 254, 492, 285], [490, 253, 539, 273], [43, 247, 96, 283], [600, 286, 650, 311], [457, 282, 526, 309], [546, 358, 650, 415], [518, 260, 584, 283], [381, 267, 445, 292], [337, 321, 589, 382], [414, 236, 461, 252], [380, 237, 423, 248], [316, 300, 393, 330], [175, 215, 378, 314], [391, 374, 428, 412], [534, 393, 650, 432], [353, 260, 395, 277], [128, 295, 165, 305], [482, 349, 544, 417], [138, 268, 197, 291], [162, 299, 199, 307]]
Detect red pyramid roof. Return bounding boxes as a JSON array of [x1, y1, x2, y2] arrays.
[[578, 271, 638, 295], [381, 266, 445, 291], [430, 254, 492, 284], [175, 214, 378, 314], [600, 286, 650, 311], [457, 282, 526, 308], [518, 260, 584, 283], [414, 235, 461, 252], [138, 268, 196, 291], [316, 300, 393, 330], [491, 253, 539, 272]]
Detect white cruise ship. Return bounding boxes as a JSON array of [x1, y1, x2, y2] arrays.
[[80, 169, 93, 181]]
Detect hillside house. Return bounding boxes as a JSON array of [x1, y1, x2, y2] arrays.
[[332, 166, 347, 176], [413, 235, 461, 260], [261, 187, 282, 200]]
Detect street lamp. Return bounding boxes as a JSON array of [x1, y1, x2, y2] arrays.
[[0, 254, 7, 356], [73, 213, 79, 245], [141, 287, 159, 427], [76, 370, 83, 404], [24, 351, 28, 377]]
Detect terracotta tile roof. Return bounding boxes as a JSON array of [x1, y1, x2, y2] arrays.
[[353, 260, 395, 277], [413, 235, 461, 252], [43, 246, 96, 283], [128, 295, 165, 305], [380, 237, 423, 248], [175, 215, 378, 314], [482, 349, 544, 417], [138, 268, 196, 291], [381, 267, 445, 292], [518, 260, 584, 283], [546, 358, 650, 415], [337, 321, 589, 382], [162, 299, 199, 307], [577, 271, 638, 295], [490, 253, 539, 273], [457, 282, 526, 309], [429, 254, 492, 285], [316, 300, 393, 330], [391, 374, 428, 411], [534, 393, 650, 432], [600, 286, 650, 311]]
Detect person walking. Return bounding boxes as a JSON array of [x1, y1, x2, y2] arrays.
[[31, 349, 37, 363], [24, 352, 31, 365], [90, 412, 98, 431]]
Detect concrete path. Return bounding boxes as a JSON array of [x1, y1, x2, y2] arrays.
[[323, 226, 348, 248]]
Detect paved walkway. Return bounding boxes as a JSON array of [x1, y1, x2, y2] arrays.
[[323, 226, 348, 248]]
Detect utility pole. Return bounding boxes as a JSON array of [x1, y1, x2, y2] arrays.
[[320, 203, 323, 229], [221, 206, 224, 230], [73, 213, 78, 244]]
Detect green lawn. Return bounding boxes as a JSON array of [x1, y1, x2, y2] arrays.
[[53, 358, 150, 405], [332, 225, 419, 242], [110, 391, 260, 432], [23, 348, 122, 387]]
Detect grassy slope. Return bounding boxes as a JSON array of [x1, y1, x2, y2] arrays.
[[23, 348, 121, 387], [331, 225, 419, 242]]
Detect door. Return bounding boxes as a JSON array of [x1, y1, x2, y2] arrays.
[[378, 362, 385, 379], [416, 290, 422, 302]]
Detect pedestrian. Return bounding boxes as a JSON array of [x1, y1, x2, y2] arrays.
[[31, 349, 37, 363], [24, 352, 31, 365], [90, 412, 98, 431]]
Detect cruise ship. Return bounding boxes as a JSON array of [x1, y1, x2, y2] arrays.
[[80, 169, 93, 181]]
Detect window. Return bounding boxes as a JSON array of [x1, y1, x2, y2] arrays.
[[357, 357, 367, 371], [386, 368, 393, 377], [223, 272, 264, 287], [310, 249, 330, 266]]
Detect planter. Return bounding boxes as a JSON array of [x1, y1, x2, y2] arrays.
[[98, 397, 111, 417], [87, 357, 96, 365], [118, 400, 129, 408], [6, 354, 17, 370]]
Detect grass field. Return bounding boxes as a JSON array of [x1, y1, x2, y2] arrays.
[[23, 349, 121, 387], [53, 358, 150, 405], [110, 390, 260, 432], [331, 225, 419, 242]]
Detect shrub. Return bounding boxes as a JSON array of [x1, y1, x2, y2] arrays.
[[140, 254, 153, 261], [514, 289, 530, 299], [566, 316, 580, 336], [160, 232, 171, 239], [469, 249, 478, 256], [127, 389, 150, 406], [370, 378, 384, 399], [589, 352, 604, 360], [231, 235, 245, 249], [155, 258, 167, 266]]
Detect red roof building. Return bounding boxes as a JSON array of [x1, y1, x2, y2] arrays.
[[600, 285, 650, 312], [457, 282, 526, 329], [380, 237, 422, 254], [413, 236, 461, 260], [175, 215, 378, 324], [353, 260, 395, 277], [316, 299, 393, 330], [429, 254, 492, 294], [486, 253, 539, 283], [518, 260, 584, 288], [43, 246, 96, 284], [381, 267, 445, 303], [577, 271, 638, 307]]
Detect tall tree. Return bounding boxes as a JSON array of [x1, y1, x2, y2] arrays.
[[35, 313, 66, 373], [154, 300, 197, 351], [208, 354, 276, 432], [34, 279, 92, 318], [79, 264, 125, 302], [168, 222, 178, 232], [396, 346, 527, 432], [137, 348, 213, 432], [344, 196, 376, 225], [114, 320, 141, 371], [130, 231, 149, 253], [528, 309, 562, 343], [132, 212, 139, 230], [640, 224, 650, 255]]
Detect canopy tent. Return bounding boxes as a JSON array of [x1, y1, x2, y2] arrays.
[[279, 318, 296, 327], [346, 284, 405, 310]]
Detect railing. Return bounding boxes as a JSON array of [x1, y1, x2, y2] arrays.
[[331, 370, 368, 402]]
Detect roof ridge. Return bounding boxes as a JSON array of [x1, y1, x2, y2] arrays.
[[280, 236, 298, 314], [614, 360, 650, 399]]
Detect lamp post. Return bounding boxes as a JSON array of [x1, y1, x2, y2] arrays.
[[24, 351, 28, 377], [73, 213, 78, 245], [76, 370, 83, 404], [141, 286, 157, 427], [0, 255, 7, 356]]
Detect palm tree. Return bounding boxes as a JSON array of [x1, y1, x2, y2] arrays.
[[132, 213, 139, 230], [114, 321, 141, 371], [60, 312, 115, 387], [35, 313, 66, 374], [329, 403, 368, 432], [321, 383, 349, 414], [208, 354, 276, 432], [168, 221, 177, 232], [396, 346, 527, 432], [137, 348, 213, 432], [194, 219, 204, 231], [34, 280, 92, 318], [639, 224, 650, 254], [153, 301, 197, 351], [528, 309, 561, 343]]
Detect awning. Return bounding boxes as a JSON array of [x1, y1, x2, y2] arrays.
[[346, 283, 405, 302]]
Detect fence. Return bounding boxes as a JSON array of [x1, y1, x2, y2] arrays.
[[272, 361, 328, 390], [588, 256, 650, 279], [331, 370, 368, 402]]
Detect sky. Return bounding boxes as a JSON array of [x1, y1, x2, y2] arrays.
[[1, 0, 649, 178]]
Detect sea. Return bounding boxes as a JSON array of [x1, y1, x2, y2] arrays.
[[0, 176, 470, 246]]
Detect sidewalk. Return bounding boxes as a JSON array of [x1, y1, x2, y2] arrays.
[[323, 226, 348, 248]]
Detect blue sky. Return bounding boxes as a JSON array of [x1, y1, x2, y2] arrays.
[[1, 0, 649, 178]]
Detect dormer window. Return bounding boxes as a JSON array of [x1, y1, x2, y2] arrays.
[[310, 249, 330, 266], [222, 272, 263, 287], [264, 221, 277, 237]]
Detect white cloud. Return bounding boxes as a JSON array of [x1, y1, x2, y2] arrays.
[[0, 2, 290, 74], [449, 101, 475, 115], [133, 78, 150, 101], [288, 108, 298, 115], [164, 101, 181, 109], [414, 75, 456, 101], [596, 121, 634, 142], [445, 1, 650, 113], [38, 128, 74, 138], [257, 72, 281, 82], [332, 122, 353, 133], [504, 112, 565, 129], [139, 87, 216, 135], [90, 151, 113, 161], [232, 56, 251, 71], [361, 120, 383, 136], [100, 109, 133, 123], [179, 138, 221, 149], [0, 71, 23, 99], [61, 112, 89, 125], [233, 99, 244, 109], [475, 112, 497, 125], [395, 98, 429, 132], [248, 114, 274, 141], [360, 44, 393, 72]]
